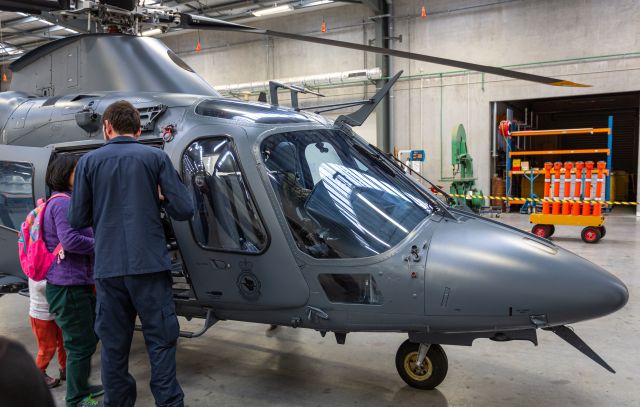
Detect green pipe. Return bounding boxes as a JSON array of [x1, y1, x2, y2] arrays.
[[440, 73, 444, 180]]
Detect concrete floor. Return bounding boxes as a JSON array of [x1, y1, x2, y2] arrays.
[[1, 211, 638, 407]]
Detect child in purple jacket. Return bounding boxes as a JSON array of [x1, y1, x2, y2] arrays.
[[43, 155, 103, 407]]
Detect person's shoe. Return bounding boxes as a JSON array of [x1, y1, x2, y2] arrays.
[[88, 384, 104, 398], [59, 368, 66, 381], [77, 396, 103, 407], [43, 373, 61, 388]]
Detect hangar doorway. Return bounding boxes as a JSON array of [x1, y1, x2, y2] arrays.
[[492, 92, 639, 213]]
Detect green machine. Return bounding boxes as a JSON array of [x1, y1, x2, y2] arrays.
[[441, 124, 485, 211]]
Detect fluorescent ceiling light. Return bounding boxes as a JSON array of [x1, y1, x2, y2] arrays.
[[142, 28, 163, 37], [252, 4, 293, 17], [304, 0, 333, 7]]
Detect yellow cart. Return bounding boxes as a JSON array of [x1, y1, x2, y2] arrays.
[[530, 213, 606, 243]]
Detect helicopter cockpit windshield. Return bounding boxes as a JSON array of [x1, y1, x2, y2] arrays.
[[262, 129, 435, 258]]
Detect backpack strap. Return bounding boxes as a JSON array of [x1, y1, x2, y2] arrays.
[[48, 193, 70, 202], [44, 193, 71, 262]]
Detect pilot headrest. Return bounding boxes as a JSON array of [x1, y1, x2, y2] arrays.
[[270, 142, 298, 174]]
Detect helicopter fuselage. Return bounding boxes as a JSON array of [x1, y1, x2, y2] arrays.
[[0, 90, 627, 344]]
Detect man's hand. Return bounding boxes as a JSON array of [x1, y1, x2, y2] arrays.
[[158, 186, 165, 202]]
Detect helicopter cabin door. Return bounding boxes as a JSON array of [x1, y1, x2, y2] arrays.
[[171, 135, 309, 309], [0, 145, 52, 289]]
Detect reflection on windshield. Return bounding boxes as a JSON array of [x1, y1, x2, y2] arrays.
[[262, 129, 434, 258]]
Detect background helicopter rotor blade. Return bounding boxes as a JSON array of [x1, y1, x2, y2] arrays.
[[0, 0, 63, 14], [0, 0, 135, 14], [181, 13, 590, 88]]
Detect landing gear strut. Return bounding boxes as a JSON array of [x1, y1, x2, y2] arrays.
[[395, 340, 448, 389]]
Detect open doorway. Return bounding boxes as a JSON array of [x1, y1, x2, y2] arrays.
[[491, 92, 639, 213]]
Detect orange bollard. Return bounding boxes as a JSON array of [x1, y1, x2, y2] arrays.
[[582, 201, 591, 216], [553, 162, 562, 198], [542, 162, 553, 214], [562, 162, 573, 215], [584, 161, 594, 200], [543, 162, 553, 198], [573, 161, 584, 215], [572, 200, 581, 215], [593, 202, 602, 216], [552, 162, 562, 215], [595, 161, 606, 200], [563, 162, 573, 197]]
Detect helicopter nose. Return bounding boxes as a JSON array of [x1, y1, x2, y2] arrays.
[[424, 216, 628, 327], [545, 249, 628, 325]]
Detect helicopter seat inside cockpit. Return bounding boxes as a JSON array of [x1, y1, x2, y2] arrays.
[[268, 142, 309, 222], [266, 141, 327, 253]]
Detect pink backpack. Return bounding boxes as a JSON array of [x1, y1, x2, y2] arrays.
[[17, 194, 67, 281]]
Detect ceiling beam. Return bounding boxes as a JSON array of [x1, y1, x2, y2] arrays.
[[1, 22, 73, 42], [1, 16, 39, 27], [359, 0, 382, 13]]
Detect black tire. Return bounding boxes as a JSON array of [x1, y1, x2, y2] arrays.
[[548, 225, 555, 237], [395, 341, 448, 390], [599, 226, 606, 238], [581, 227, 602, 243], [532, 224, 551, 239]]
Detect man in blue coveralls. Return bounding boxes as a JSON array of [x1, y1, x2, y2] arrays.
[[69, 100, 194, 407]]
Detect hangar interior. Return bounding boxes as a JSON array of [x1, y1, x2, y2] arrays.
[[494, 92, 639, 210], [0, 1, 638, 406]]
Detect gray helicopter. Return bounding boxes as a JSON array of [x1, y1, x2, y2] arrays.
[[0, 0, 628, 390]]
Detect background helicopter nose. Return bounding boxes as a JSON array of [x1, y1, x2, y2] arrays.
[[424, 216, 629, 328]]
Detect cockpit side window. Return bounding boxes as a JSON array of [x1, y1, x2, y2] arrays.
[[261, 129, 434, 259], [182, 138, 267, 253], [0, 161, 34, 230]]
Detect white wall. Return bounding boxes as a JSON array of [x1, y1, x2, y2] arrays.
[[161, 0, 640, 195]]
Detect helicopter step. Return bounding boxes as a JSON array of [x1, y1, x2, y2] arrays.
[[170, 260, 197, 302], [136, 256, 217, 339]]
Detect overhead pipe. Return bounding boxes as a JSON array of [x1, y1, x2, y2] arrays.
[[215, 68, 383, 95]]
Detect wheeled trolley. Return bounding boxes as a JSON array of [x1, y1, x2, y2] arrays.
[[530, 213, 606, 243]]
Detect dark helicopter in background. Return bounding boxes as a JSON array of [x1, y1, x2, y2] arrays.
[[0, 0, 628, 390]]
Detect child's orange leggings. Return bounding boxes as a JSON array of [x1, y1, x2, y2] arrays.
[[30, 317, 66, 372]]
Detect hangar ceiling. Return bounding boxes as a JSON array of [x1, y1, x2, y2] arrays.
[[0, 0, 347, 62]]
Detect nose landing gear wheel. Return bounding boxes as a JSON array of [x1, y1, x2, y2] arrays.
[[395, 341, 448, 390]]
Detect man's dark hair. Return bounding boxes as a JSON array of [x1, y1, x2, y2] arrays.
[[46, 155, 79, 192], [103, 100, 140, 135]]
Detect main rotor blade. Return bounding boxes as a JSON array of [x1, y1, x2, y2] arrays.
[[181, 14, 590, 87]]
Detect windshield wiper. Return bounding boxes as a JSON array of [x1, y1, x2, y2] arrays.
[[352, 143, 396, 177]]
